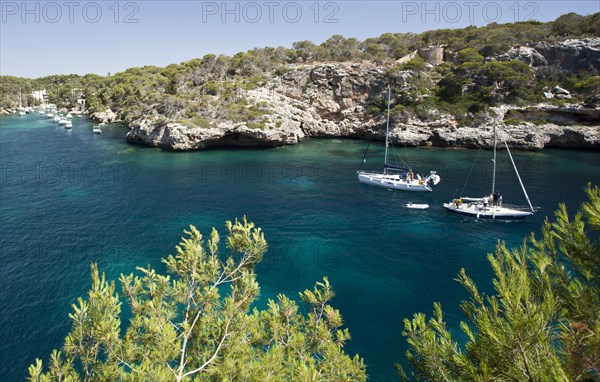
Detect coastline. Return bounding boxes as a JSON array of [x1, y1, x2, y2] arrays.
[[121, 104, 599, 151], [3, 110, 598, 151]]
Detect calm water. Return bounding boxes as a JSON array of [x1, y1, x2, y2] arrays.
[[1, 114, 598, 381]]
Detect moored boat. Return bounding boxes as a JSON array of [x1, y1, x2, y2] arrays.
[[357, 86, 440, 192], [443, 119, 537, 220]]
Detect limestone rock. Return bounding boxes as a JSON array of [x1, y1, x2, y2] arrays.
[[534, 38, 600, 72], [123, 52, 599, 151], [90, 109, 119, 123], [503, 46, 548, 66]]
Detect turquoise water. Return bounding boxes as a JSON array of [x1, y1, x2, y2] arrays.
[[1, 114, 598, 381]]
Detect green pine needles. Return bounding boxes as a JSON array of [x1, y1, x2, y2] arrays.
[[399, 185, 600, 381], [28, 217, 366, 382]]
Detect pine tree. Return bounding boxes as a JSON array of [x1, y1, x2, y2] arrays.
[[28, 217, 366, 381], [399, 185, 600, 381]]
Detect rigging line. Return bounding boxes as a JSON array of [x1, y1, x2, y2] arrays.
[[359, 137, 373, 168], [383, 84, 391, 169], [460, 149, 482, 197], [403, 140, 412, 169], [491, 118, 497, 195], [390, 139, 400, 166], [503, 139, 535, 213]]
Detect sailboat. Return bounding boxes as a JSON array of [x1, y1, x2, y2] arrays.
[[18, 89, 26, 116], [443, 119, 536, 219], [357, 86, 440, 192]]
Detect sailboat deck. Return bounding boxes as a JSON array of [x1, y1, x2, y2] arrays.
[[443, 202, 533, 219]]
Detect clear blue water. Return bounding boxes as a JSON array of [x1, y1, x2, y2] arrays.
[[1, 114, 598, 381]]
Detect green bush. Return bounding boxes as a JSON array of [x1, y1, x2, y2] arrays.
[[456, 48, 484, 64], [401, 57, 426, 71], [503, 118, 526, 126], [183, 116, 211, 128]]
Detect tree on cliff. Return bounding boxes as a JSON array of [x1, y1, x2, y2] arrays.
[[398, 185, 600, 381], [28, 217, 366, 382]]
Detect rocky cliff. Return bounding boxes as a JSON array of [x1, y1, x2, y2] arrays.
[[498, 38, 600, 72], [126, 39, 600, 151]]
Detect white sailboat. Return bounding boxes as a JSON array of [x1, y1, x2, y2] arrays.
[[357, 86, 440, 192], [443, 119, 536, 220], [18, 89, 26, 116]]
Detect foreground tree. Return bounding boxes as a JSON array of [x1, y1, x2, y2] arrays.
[[399, 185, 600, 381], [28, 217, 366, 381]]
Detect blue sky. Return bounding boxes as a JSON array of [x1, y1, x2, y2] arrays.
[[1, 1, 598, 78]]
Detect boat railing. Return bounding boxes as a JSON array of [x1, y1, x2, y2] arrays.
[[499, 203, 538, 212], [357, 170, 399, 176], [459, 197, 483, 202]]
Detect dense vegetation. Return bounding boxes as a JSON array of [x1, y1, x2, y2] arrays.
[[2, 13, 599, 128], [399, 185, 600, 381], [28, 217, 366, 381]]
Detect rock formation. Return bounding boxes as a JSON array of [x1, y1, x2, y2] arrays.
[[497, 38, 600, 73], [125, 40, 600, 151], [90, 109, 119, 124]]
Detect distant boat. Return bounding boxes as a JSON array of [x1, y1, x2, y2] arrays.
[[66, 113, 72, 119], [357, 85, 440, 192], [18, 89, 26, 115], [443, 119, 537, 220], [405, 203, 429, 209], [92, 125, 102, 134], [64, 121, 73, 129]]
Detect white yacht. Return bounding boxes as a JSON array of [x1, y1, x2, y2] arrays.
[[443, 120, 537, 220], [357, 86, 440, 192]]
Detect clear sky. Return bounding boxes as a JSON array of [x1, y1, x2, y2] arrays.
[[1, 0, 598, 78]]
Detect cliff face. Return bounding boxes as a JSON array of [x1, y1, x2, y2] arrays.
[[534, 38, 600, 72], [126, 39, 600, 151], [497, 38, 600, 73]]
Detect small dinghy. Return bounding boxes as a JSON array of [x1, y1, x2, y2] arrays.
[[405, 202, 429, 209]]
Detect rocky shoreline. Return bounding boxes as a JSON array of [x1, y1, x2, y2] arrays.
[[106, 38, 600, 151], [121, 62, 599, 151], [123, 112, 599, 151]]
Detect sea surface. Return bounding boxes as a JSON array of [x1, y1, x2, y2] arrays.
[[1, 114, 598, 381]]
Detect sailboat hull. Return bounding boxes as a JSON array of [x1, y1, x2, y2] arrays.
[[443, 203, 533, 220], [357, 172, 433, 192]]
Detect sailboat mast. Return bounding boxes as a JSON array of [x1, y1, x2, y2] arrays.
[[383, 85, 391, 174], [491, 118, 497, 195]]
